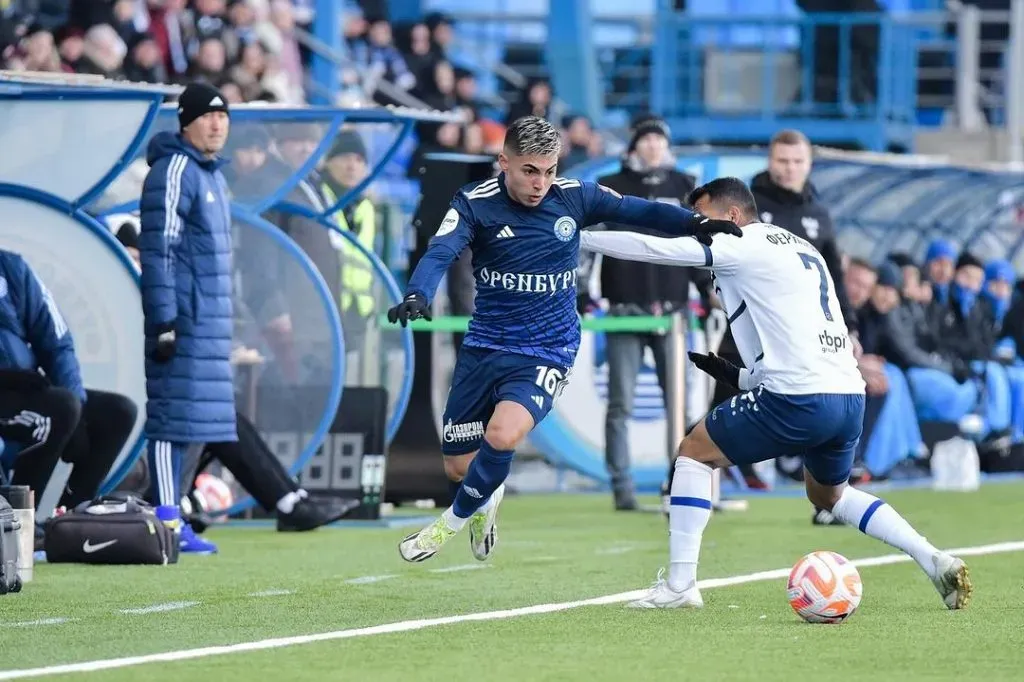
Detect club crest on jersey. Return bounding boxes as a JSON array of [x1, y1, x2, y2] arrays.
[[553, 216, 577, 242]]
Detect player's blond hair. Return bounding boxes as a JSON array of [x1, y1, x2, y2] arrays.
[[504, 116, 561, 158]]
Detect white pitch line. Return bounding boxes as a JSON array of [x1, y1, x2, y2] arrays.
[[247, 589, 295, 598], [2, 540, 1022, 681], [119, 601, 199, 615], [344, 574, 397, 585], [427, 564, 491, 574], [1, 618, 72, 628]]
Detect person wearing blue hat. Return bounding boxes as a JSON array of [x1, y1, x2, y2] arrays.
[[923, 239, 957, 306], [981, 260, 1024, 446]]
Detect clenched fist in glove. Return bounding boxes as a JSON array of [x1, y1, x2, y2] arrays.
[[690, 213, 742, 246], [387, 293, 431, 327], [687, 351, 741, 389]]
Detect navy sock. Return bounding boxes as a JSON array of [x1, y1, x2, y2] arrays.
[[452, 441, 514, 518]]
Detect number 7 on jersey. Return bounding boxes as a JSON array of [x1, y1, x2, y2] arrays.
[[799, 253, 834, 322]]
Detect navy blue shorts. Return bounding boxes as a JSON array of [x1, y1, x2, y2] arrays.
[[441, 346, 569, 455], [704, 387, 865, 486]]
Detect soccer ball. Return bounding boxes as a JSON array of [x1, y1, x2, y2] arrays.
[[787, 550, 862, 623], [194, 473, 234, 522]]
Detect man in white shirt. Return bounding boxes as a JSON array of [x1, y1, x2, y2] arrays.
[[580, 177, 971, 611]]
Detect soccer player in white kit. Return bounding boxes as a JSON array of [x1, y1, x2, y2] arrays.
[[580, 177, 972, 610]]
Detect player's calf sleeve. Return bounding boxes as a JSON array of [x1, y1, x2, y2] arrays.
[[831, 486, 939, 574], [149, 440, 183, 509], [451, 441, 514, 520], [668, 457, 714, 590]]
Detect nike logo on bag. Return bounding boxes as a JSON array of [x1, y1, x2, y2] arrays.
[[82, 539, 118, 554]]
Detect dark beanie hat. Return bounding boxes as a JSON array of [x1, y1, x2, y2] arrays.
[[629, 115, 670, 152], [177, 82, 230, 130], [877, 261, 904, 290], [328, 131, 367, 160], [956, 252, 983, 271]]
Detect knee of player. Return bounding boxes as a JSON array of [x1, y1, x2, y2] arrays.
[[483, 422, 523, 452], [676, 438, 717, 468], [443, 456, 471, 481], [806, 483, 843, 511]]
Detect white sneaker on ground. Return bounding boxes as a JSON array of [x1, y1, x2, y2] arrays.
[[931, 552, 972, 610], [627, 569, 704, 609], [469, 484, 505, 561], [399, 516, 458, 563]]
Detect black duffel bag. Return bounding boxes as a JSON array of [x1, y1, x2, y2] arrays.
[[44, 494, 178, 565]]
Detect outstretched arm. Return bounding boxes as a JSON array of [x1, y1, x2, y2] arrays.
[[580, 181, 740, 240], [580, 230, 741, 273]]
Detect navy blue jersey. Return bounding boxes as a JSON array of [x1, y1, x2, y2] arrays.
[[406, 173, 699, 366]]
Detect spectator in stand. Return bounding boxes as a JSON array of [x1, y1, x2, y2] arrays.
[[190, 35, 226, 82], [923, 238, 957, 306], [908, 252, 1003, 435], [414, 58, 456, 111], [18, 24, 62, 73], [352, 16, 416, 103], [453, 66, 482, 120], [78, 23, 126, 78], [56, 26, 85, 72], [396, 22, 437, 94], [506, 77, 553, 123], [425, 11, 455, 61], [124, 32, 168, 83], [560, 114, 596, 170], [983, 260, 1024, 444]]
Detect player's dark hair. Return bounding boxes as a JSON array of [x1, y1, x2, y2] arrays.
[[848, 257, 876, 274], [503, 116, 562, 158], [688, 177, 758, 222]]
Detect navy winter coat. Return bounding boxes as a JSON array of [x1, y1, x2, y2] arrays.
[[0, 250, 85, 401], [139, 132, 237, 443]]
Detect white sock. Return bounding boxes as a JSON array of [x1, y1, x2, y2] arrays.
[[668, 457, 714, 591], [830, 486, 940, 578], [441, 507, 468, 531], [276, 491, 303, 515]]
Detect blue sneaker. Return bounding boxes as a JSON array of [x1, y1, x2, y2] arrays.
[[179, 522, 217, 554]]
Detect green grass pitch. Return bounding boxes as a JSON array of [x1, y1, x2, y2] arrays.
[[1, 483, 1023, 681]]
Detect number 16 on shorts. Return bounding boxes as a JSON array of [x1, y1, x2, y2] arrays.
[[535, 366, 568, 405]]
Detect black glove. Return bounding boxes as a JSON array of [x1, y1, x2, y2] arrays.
[[688, 351, 741, 389], [152, 324, 177, 363], [387, 293, 431, 327], [951, 358, 973, 384], [690, 213, 743, 246]]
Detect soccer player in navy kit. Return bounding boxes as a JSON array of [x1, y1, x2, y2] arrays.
[[387, 116, 741, 563]]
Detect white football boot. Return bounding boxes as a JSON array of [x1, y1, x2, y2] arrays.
[[399, 516, 458, 563], [627, 568, 704, 609], [931, 552, 972, 610], [469, 484, 505, 561]]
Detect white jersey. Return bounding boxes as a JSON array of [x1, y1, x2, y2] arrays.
[[580, 223, 865, 396]]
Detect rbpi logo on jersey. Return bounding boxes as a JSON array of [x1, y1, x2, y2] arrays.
[[819, 330, 848, 354], [553, 216, 577, 242]]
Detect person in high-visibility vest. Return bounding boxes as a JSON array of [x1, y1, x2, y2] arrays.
[[321, 131, 378, 352]]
